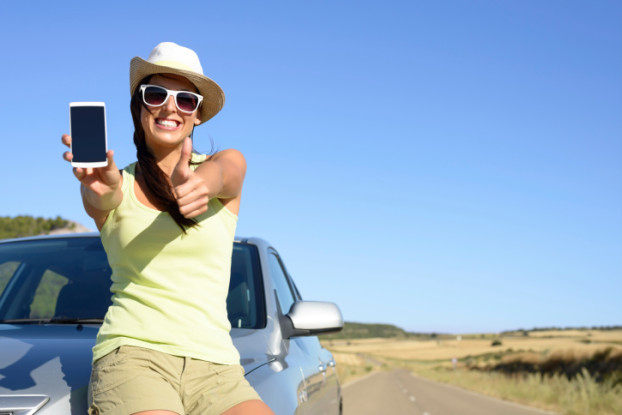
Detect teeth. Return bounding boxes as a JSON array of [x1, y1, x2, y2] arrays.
[[157, 119, 178, 127]]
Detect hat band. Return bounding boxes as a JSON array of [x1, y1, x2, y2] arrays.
[[150, 60, 199, 74]]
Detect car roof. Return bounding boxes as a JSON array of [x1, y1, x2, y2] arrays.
[[0, 232, 270, 248], [0, 232, 100, 244]]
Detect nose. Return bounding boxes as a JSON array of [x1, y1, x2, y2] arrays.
[[164, 95, 177, 112]]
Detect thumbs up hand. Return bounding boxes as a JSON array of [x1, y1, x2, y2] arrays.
[[171, 137, 210, 218]]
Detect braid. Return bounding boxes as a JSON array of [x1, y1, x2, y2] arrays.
[[130, 85, 198, 233]]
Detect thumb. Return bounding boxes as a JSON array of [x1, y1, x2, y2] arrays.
[[103, 150, 118, 172], [171, 137, 193, 186], [101, 150, 121, 182]]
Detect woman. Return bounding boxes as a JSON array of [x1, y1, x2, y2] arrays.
[[62, 42, 274, 415]]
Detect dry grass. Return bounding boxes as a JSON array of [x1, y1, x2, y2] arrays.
[[323, 329, 622, 415], [402, 362, 622, 415], [325, 330, 622, 361]]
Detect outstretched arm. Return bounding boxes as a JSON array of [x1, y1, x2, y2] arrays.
[[62, 134, 123, 230]]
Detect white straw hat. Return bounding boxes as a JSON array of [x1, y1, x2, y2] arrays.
[[130, 42, 224, 123]]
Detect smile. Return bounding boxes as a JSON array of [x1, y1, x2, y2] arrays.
[[155, 118, 181, 129]]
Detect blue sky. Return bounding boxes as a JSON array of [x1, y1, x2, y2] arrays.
[[1, 1, 620, 333]]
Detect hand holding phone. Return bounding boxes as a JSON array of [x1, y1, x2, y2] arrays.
[[69, 102, 108, 168], [63, 104, 121, 228]]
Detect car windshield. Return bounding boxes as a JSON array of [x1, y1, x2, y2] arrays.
[[0, 236, 265, 329]]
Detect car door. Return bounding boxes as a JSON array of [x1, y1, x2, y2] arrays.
[[267, 250, 339, 414], [287, 286, 340, 414]]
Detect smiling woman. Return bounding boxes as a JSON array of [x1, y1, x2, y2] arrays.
[[130, 72, 206, 231], [60, 42, 274, 415]]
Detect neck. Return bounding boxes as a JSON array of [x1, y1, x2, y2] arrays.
[[147, 143, 184, 177]]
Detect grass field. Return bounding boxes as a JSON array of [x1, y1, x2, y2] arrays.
[[323, 329, 622, 415]]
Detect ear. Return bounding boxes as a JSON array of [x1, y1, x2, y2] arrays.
[[194, 108, 202, 126]]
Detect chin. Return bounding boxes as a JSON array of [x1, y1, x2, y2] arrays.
[[146, 133, 184, 149]]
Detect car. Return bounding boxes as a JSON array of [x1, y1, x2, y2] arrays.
[[0, 233, 344, 415]]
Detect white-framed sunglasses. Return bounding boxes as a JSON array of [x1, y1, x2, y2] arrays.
[[139, 84, 203, 114]]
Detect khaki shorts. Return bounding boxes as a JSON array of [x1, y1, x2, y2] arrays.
[[88, 345, 261, 415]]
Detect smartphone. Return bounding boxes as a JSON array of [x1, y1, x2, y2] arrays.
[[69, 102, 108, 168]]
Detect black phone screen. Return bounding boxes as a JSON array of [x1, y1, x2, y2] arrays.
[[70, 105, 107, 163]]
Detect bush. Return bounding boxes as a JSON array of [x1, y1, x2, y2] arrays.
[[0, 215, 72, 239]]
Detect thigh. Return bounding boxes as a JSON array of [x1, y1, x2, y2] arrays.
[[182, 361, 262, 415], [131, 412, 179, 415], [89, 346, 185, 415], [222, 400, 275, 415]]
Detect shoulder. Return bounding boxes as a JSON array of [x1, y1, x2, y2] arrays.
[[210, 149, 247, 172], [213, 148, 245, 161]]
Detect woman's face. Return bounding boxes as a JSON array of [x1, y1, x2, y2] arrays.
[[140, 74, 202, 153]]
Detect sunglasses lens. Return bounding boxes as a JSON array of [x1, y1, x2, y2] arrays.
[[143, 86, 167, 106], [176, 92, 200, 112]]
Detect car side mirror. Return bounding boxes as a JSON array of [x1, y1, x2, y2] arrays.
[[281, 301, 344, 339]]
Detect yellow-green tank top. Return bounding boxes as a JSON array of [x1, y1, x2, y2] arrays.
[[93, 154, 240, 364]]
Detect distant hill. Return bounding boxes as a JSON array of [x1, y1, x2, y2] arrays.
[[320, 322, 445, 340], [0, 215, 91, 239], [319, 322, 622, 340]]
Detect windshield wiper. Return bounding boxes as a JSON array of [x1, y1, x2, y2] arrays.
[[0, 318, 104, 324], [48, 318, 104, 324]]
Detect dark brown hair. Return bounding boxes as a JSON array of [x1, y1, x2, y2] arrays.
[[130, 78, 199, 233]]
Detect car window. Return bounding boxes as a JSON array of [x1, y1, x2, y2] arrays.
[[30, 270, 68, 319], [0, 261, 19, 294], [288, 273, 303, 301], [0, 238, 113, 321], [268, 252, 296, 314], [228, 243, 266, 329]]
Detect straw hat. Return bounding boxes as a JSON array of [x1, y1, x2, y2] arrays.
[[130, 42, 224, 124]]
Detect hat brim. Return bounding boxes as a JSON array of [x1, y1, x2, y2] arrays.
[[130, 57, 225, 124]]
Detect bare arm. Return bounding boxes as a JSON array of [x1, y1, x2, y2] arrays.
[[171, 137, 247, 218], [62, 134, 123, 230]]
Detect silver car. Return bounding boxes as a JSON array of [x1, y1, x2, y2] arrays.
[[0, 233, 343, 414]]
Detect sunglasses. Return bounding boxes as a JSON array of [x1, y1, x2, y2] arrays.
[[139, 84, 203, 114]]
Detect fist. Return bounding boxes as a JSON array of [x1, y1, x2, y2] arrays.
[[171, 137, 210, 218]]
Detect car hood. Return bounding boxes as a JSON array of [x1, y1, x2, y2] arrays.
[[0, 325, 273, 389], [0, 324, 98, 413], [0, 324, 274, 413]]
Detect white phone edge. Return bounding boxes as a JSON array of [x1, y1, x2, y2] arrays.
[[69, 102, 109, 168]]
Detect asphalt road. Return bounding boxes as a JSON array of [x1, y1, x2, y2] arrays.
[[342, 369, 557, 415]]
